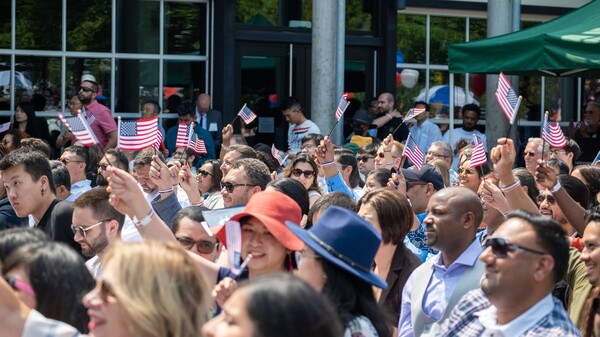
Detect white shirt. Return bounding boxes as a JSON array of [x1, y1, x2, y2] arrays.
[[85, 255, 102, 278], [443, 127, 487, 172], [475, 293, 554, 337]]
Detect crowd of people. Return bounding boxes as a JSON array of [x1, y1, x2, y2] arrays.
[[1, 76, 600, 337]]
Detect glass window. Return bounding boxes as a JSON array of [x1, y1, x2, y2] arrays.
[[236, 0, 278, 26], [67, 0, 112, 52], [397, 15, 426, 64], [115, 59, 159, 113], [163, 60, 206, 111], [468, 18, 487, 42], [346, 0, 372, 32], [65, 58, 111, 105], [164, 2, 207, 55], [116, 1, 160, 54], [16, 1, 62, 50], [0, 56, 11, 112], [397, 68, 426, 113], [430, 16, 465, 65], [14, 56, 61, 110], [0, 1, 10, 48]]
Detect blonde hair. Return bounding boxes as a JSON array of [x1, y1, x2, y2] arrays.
[[430, 159, 450, 188], [102, 241, 211, 337]]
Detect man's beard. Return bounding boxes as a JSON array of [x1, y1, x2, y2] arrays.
[[78, 93, 92, 105], [96, 174, 108, 187]]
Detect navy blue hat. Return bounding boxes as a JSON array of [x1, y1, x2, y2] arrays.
[[285, 206, 388, 289]]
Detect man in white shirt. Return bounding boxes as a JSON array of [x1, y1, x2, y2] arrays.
[[72, 188, 125, 278], [408, 101, 442, 154], [60, 145, 91, 202], [442, 104, 487, 172], [280, 97, 321, 158], [438, 210, 579, 337]]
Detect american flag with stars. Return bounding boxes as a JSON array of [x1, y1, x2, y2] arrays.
[[58, 112, 99, 146], [495, 72, 520, 124], [470, 134, 488, 168], [117, 117, 161, 151], [176, 123, 193, 149], [402, 133, 424, 170], [238, 104, 257, 124], [541, 113, 567, 148], [189, 138, 208, 155], [335, 94, 351, 121]]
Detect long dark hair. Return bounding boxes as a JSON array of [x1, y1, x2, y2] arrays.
[[320, 258, 391, 337], [244, 273, 343, 337], [2, 242, 95, 332]]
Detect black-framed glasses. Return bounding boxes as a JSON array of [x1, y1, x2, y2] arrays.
[[291, 168, 315, 179], [78, 86, 96, 93], [60, 158, 84, 165], [427, 151, 449, 158], [4, 275, 35, 296], [537, 194, 556, 205], [176, 237, 218, 254], [220, 181, 257, 193], [483, 237, 546, 258], [357, 155, 374, 162], [524, 151, 537, 157], [198, 170, 212, 178], [71, 220, 110, 238], [97, 163, 109, 171]]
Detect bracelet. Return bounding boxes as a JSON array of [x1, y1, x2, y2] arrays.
[[191, 200, 204, 207], [158, 187, 174, 194], [386, 113, 393, 119], [550, 181, 562, 194], [385, 162, 394, 166], [500, 178, 521, 192], [133, 207, 155, 227], [320, 160, 335, 167]]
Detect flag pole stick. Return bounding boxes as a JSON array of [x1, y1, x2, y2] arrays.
[[327, 120, 340, 138], [390, 120, 406, 137]]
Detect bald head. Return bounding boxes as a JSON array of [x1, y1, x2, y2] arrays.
[[436, 186, 484, 233]]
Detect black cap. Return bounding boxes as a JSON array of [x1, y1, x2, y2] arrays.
[[401, 164, 444, 191]]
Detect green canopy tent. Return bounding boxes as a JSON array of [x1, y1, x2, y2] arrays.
[[449, 0, 600, 77]]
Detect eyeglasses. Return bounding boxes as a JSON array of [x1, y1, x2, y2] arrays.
[[483, 237, 546, 258], [220, 181, 257, 193], [524, 151, 537, 157], [357, 155, 374, 162], [176, 237, 218, 254], [537, 194, 556, 205], [97, 163, 109, 171], [198, 170, 212, 178], [291, 168, 315, 179], [70, 220, 109, 239], [60, 158, 84, 165], [427, 151, 449, 158], [3, 275, 35, 296], [78, 86, 96, 93], [294, 250, 321, 265]]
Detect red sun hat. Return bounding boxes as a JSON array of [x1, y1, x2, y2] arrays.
[[216, 190, 304, 251]]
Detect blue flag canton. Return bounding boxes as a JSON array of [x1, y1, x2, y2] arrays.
[[67, 116, 87, 132], [121, 121, 138, 136]]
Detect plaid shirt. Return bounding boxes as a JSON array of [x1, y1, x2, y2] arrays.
[[438, 289, 581, 337]]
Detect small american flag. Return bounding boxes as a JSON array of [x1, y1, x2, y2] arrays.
[[495, 72, 521, 124], [403, 107, 426, 122], [238, 104, 257, 124], [80, 106, 96, 126], [189, 138, 207, 155], [271, 144, 284, 166], [117, 117, 161, 151], [541, 113, 567, 148], [58, 112, 99, 146], [335, 94, 351, 121], [176, 123, 193, 148], [402, 133, 424, 170], [470, 134, 488, 168]]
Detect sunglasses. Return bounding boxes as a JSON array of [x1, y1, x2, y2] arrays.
[[78, 86, 96, 93], [198, 170, 212, 178], [291, 168, 315, 179], [536, 194, 556, 205], [4, 275, 35, 296], [60, 158, 84, 165], [483, 237, 546, 258], [524, 151, 537, 157], [357, 155, 374, 162], [70, 220, 109, 239], [176, 237, 218, 254], [220, 181, 257, 193]]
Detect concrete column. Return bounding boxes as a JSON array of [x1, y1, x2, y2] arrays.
[[311, 0, 338, 142], [485, 0, 514, 151]]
